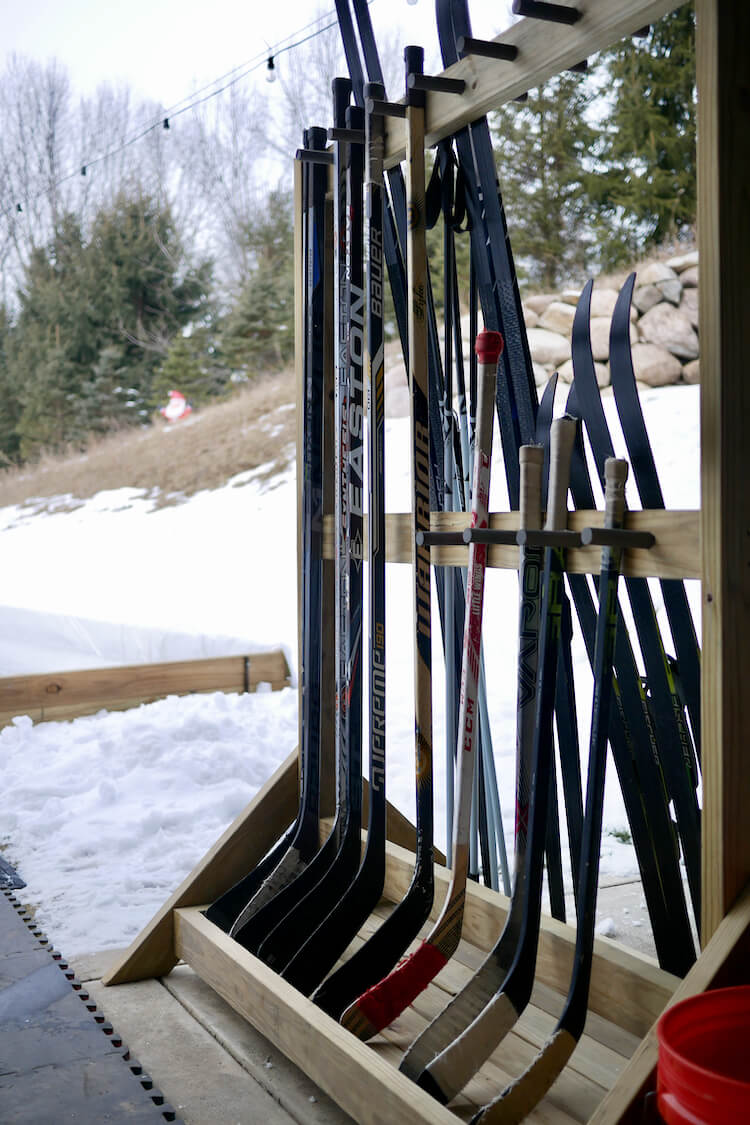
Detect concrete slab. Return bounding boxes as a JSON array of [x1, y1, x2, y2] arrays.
[[87, 971, 330, 1125], [165, 965, 353, 1125]]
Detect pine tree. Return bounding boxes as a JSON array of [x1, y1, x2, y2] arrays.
[[220, 188, 295, 376], [490, 72, 599, 289], [150, 333, 224, 411], [590, 4, 696, 260]]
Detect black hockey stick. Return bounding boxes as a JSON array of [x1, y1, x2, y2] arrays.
[[279, 86, 389, 994], [469, 458, 629, 1124], [418, 416, 578, 1104]]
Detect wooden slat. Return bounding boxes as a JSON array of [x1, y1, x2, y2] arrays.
[[696, 0, 750, 944], [323, 510, 699, 580], [381, 0, 681, 169], [381, 839, 678, 1040], [174, 906, 462, 1125], [0, 651, 291, 728], [589, 879, 750, 1124], [103, 748, 300, 986]]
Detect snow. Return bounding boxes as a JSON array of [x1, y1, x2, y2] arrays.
[[0, 384, 700, 956]]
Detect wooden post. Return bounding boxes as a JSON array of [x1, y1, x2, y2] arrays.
[[696, 0, 750, 945]]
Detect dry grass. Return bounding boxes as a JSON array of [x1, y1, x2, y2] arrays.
[[0, 368, 297, 513]]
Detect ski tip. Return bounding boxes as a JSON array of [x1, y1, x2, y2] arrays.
[[475, 330, 504, 365]]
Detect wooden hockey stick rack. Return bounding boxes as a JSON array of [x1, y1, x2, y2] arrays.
[[104, 2, 750, 1121]]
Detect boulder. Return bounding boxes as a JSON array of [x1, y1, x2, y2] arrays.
[[524, 293, 556, 315], [638, 303, 699, 359], [630, 342, 683, 387], [589, 287, 619, 319], [680, 287, 699, 330], [558, 357, 609, 387], [665, 249, 699, 273], [633, 284, 663, 315], [682, 359, 700, 385], [533, 362, 552, 386], [681, 265, 699, 288], [657, 278, 683, 306], [589, 315, 637, 362], [527, 327, 570, 367], [637, 261, 679, 287], [539, 300, 577, 335], [522, 305, 540, 329], [559, 288, 582, 306]]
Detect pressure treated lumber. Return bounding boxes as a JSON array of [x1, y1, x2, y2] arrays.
[[381, 0, 680, 169], [588, 879, 750, 1124], [0, 652, 291, 728], [323, 510, 699, 580], [696, 0, 750, 944], [175, 906, 461, 1125]]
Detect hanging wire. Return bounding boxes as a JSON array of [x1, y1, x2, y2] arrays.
[[2, 1, 374, 223]]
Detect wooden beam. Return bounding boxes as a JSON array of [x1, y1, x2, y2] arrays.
[[697, 0, 750, 944], [103, 748, 300, 986], [323, 509, 699, 579], [588, 880, 750, 1123], [382, 0, 681, 168], [175, 906, 461, 1125], [0, 652, 291, 728]]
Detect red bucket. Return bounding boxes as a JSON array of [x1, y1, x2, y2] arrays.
[[657, 985, 750, 1124]]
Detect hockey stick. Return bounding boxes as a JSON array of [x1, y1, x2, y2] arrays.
[[205, 126, 329, 933], [469, 457, 629, 1125], [228, 84, 357, 947], [341, 328, 504, 1041], [279, 85, 388, 994], [417, 415, 578, 1104], [312, 45, 437, 1020], [400, 399, 552, 1082]]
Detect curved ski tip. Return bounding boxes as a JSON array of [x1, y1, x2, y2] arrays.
[[416, 1065, 451, 1105], [572, 278, 594, 334], [475, 330, 504, 365]]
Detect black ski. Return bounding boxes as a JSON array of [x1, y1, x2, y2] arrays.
[[610, 273, 701, 762]]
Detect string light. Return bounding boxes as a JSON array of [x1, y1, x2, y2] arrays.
[[2, 0, 376, 221]]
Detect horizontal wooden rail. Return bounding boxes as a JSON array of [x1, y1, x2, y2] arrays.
[[0, 651, 291, 728], [323, 510, 700, 580], [382, 0, 679, 169]]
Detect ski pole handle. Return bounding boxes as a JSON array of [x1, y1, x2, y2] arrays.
[[545, 415, 578, 533], [519, 445, 544, 534]]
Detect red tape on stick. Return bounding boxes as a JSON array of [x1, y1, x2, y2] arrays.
[[355, 941, 449, 1033], [475, 330, 504, 366]]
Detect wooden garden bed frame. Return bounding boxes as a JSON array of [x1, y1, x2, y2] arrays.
[[103, 2, 750, 1120]]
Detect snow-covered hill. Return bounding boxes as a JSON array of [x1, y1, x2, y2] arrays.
[[0, 386, 700, 956]]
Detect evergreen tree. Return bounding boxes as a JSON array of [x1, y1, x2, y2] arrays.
[[150, 333, 225, 410], [220, 188, 295, 375], [490, 72, 599, 289], [8, 193, 213, 458], [0, 306, 21, 463], [591, 4, 696, 260]]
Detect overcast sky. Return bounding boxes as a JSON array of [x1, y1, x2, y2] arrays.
[[4, 0, 511, 106]]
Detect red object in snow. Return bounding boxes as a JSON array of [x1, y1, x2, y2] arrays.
[[160, 389, 192, 423]]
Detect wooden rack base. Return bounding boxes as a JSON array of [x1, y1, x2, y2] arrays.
[[173, 836, 677, 1125]]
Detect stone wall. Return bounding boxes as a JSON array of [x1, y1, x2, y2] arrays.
[[524, 250, 699, 389]]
